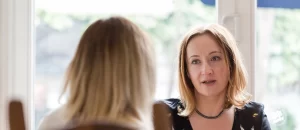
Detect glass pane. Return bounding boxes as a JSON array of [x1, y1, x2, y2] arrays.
[[34, 0, 216, 129], [256, 8, 300, 130]]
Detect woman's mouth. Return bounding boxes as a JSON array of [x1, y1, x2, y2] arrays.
[[202, 80, 216, 85]]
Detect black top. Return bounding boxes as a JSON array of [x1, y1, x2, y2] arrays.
[[162, 98, 271, 130]]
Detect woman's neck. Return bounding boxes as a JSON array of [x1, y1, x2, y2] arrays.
[[194, 92, 226, 117]]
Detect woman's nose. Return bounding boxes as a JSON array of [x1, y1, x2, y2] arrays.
[[200, 62, 213, 75]]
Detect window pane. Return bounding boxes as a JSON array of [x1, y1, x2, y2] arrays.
[[34, 0, 216, 129], [256, 8, 300, 130]]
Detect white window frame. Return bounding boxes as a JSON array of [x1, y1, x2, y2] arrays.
[[0, 0, 34, 129], [217, 0, 257, 99], [0, 0, 255, 129]]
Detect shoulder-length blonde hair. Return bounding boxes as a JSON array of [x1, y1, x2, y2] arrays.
[[178, 24, 251, 116], [60, 16, 155, 129]]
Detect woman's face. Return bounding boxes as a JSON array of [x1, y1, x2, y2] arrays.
[[186, 34, 230, 97]]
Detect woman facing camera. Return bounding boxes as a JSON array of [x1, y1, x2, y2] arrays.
[[164, 24, 271, 130], [38, 16, 156, 130]]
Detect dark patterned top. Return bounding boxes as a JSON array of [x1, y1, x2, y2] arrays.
[[162, 98, 271, 130]]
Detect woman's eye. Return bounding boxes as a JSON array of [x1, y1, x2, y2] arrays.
[[191, 60, 200, 64], [211, 56, 221, 61]]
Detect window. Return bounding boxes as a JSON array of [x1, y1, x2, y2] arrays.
[[34, 0, 216, 129], [3, 0, 299, 130], [256, 8, 300, 130]]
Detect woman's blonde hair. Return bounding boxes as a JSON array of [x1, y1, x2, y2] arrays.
[[60, 16, 155, 129], [178, 24, 251, 116]]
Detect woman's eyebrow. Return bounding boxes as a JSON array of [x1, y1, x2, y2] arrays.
[[209, 51, 222, 55], [189, 55, 199, 60]]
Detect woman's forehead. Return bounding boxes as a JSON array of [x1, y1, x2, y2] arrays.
[[186, 35, 223, 57]]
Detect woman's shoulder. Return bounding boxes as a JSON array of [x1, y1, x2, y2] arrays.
[[159, 98, 183, 113], [238, 101, 265, 113], [235, 101, 271, 130], [159, 98, 187, 120], [37, 105, 68, 130], [236, 101, 266, 119], [159, 98, 191, 130]]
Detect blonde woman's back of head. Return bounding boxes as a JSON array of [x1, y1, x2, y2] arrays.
[[62, 16, 156, 129]]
